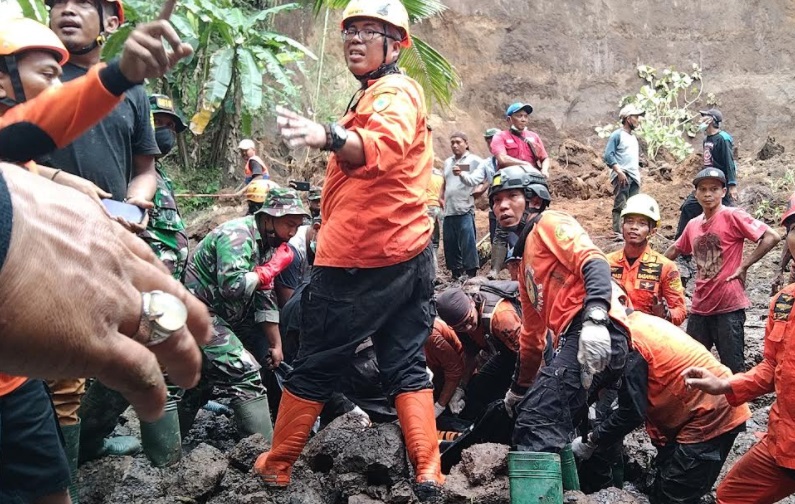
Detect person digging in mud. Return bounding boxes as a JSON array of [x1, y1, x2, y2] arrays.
[[607, 193, 687, 326], [575, 294, 750, 503], [0, 14, 199, 504], [253, 1, 444, 500], [179, 188, 309, 444], [435, 282, 521, 421], [665, 168, 779, 373], [682, 206, 795, 503], [490, 165, 632, 456], [604, 104, 644, 241]]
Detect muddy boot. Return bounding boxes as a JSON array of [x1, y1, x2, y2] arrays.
[[395, 389, 445, 502], [60, 421, 81, 504], [78, 381, 140, 463], [254, 389, 324, 486], [177, 386, 210, 438], [488, 240, 508, 280], [140, 401, 182, 467], [233, 395, 274, 443]]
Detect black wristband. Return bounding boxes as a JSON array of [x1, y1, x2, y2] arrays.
[[0, 172, 13, 272], [98, 59, 139, 96]]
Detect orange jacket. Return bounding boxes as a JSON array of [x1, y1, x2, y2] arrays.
[[627, 311, 750, 446], [244, 155, 268, 179], [726, 283, 795, 469], [607, 245, 687, 326], [516, 211, 630, 389], [0, 63, 129, 398], [425, 318, 464, 406], [315, 74, 432, 268], [0, 62, 125, 164]]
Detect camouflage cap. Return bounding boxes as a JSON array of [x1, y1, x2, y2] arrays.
[[149, 94, 187, 133], [256, 187, 310, 218], [308, 186, 322, 201]]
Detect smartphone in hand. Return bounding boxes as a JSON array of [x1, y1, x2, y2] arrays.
[[102, 199, 146, 224]]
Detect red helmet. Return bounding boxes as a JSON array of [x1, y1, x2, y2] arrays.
[[781, 193, 795, 227]]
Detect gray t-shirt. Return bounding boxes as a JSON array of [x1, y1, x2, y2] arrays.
[[443, 152, 484, 216], [603, 129, 640, 185]]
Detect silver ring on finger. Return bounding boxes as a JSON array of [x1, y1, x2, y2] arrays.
[[135, 290, 188, 346]]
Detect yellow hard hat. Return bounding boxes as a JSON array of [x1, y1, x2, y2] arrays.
[[0, 17, 69, 65], [621, 193, 661, 227], [341, 0, 411, 48], [245, 179, 271, 203]]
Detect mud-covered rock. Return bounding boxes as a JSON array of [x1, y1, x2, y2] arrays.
[[170, 442, 228, 499], [758, 136, 785, 160], [565, 487, 650, 503], [229, 434, 269, 472], [459, 443, 509, 486]]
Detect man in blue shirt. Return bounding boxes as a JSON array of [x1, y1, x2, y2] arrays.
[[604, 104, 644, 240]]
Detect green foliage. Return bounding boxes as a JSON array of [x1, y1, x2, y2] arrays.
[[12, 0, 48, 23], [312, 0, 460, 109], [595, 64, 707, 162]]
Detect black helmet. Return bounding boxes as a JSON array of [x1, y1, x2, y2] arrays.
[[488, 165, 551, 207]]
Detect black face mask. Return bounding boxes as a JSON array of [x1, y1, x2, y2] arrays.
[[155, 127, 176, 157]]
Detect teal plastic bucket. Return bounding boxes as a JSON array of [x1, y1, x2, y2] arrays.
[[508, 451, 563, 504]]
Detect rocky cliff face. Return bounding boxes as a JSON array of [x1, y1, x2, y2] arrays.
[[414, 0, 795, 159]]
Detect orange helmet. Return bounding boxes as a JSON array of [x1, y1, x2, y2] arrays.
[[341, 0, 411, 48], [0, 18, 69, 65]]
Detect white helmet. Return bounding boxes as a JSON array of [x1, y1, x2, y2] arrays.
[[620, 193, 661, 227], [237, 139, 256, 150]]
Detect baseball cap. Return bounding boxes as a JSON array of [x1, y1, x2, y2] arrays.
[[693, 168, 726, 188], [238, 139, 256, 150], [506, 102, 533, 117], [619, 104, 645, 119], [699, 109, 723, 125]]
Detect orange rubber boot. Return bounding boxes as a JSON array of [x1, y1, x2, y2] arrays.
[[395, 389, 445, 500], [253, 389, 324, 486]]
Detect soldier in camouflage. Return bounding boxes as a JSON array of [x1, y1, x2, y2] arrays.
[[179, 188, 309, 440], [140, 94, 189, 280]]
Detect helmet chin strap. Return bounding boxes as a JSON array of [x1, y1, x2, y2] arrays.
[[1, 55, 26, 107], [352, 22, 401, 86], [68, 0, 107, 56]]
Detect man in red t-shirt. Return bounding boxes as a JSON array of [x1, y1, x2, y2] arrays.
[[490, 102, 550, 176], [665, 169, 779, 372]]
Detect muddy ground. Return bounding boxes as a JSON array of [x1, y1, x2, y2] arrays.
[[78, 142, 795, 503]]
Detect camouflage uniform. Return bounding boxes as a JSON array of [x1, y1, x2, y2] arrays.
[[140, 166, 189, 280], [183, 215, 279, 400]]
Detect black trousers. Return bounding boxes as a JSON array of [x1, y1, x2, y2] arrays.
[[649, 427, 741, 504], [687, 309, 746, 374], [285, 245, 435, 403], [512, 313, 629, 452], [460, 350, 516, 421]]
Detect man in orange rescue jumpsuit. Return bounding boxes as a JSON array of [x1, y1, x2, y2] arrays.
[[254, 1, 443, 500], [424, 318, 466, 417], [490, 165, 632, 454], [575, 307, 750, 503], [682, 202, 795, 504], [607, 193, 687, 326]]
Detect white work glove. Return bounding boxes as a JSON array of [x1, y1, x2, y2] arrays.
[[449, 387, 466, 415], [426, 367, 434, 382], [578, 320, 611, 381], [571, 435, 597, 460], [434, 402, 446, 418], [350, 405, 371, 428], [503, 389, 523, 416]]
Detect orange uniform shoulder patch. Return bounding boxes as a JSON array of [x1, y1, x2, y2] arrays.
[[773, 293, 795, 321]]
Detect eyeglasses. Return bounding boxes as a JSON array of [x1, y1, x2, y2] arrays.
[[340, 27, 395, 42]]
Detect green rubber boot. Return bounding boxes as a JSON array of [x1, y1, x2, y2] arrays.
[[233, 395, 273, 442], [560, 444, 581, 491], [78, 381, 139, 463], [508, 451, 563, 504], [140, 401, 182, 467], [60, 422, 81, 504]]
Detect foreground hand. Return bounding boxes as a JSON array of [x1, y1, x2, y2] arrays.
[[681, 366, 731, 395], [449, 387, 466, 415], [119, 21, 194, 82], [0, 165, 211, 422], [434, 402, 445, 418], [266, 347, 284, 371], [116, 197, 153, 233], [503, 389, 523, 417], [650, 295, 668, 320], [571, 436, 596, 460], [54, 171, 112, 211], [275, 106, 326, 149], [578, 320, 611, 376]]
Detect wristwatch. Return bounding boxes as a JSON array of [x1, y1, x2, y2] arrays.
[[322, 123, 348, 152], [584, 306, 609, 326]]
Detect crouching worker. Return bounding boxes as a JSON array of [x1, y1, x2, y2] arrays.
[[180, 188, 308, 441], [575, 307, 750, 504]]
